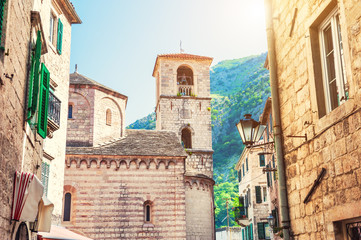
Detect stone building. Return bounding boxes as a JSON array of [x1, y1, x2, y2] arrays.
[[63, 53, 215, 240], [235, 143, 271, 240], [265, 0, 361, 239], [0, 0, 80, 239]]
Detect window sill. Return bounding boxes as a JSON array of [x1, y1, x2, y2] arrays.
[[314, 99, 356, 136]]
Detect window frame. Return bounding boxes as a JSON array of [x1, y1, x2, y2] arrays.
[[63, 192, 72, 222], [106, 108, 111, 126], [319, 8, 348, 113], [49, 11, 57, 46]]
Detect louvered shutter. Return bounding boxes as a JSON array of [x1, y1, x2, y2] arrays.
[[57, 19, 63, 54], [257, 223, 265, 239], [41, 162, 50, 196], [239, 196, 244, 207], [267, 164, 270, 187], [272, 208, 279, 228], [273, 155, 276, 181], [0, 0, 5, 46], [37, 63, 50, 138], [259, 154, 265, 167], [27, 31, 42, 120], [242, 229, 245, 240], [250, 223, 253, 240], [255, 186, 262, 203]]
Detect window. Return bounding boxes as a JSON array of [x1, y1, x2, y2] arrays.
[[259, 154, 265, 167], [41, 162, 50, 196], [177, 66, 193, 96], [319, 9, 348, 113], [242, 163, 245, 176], [106, 109, 111, 126], [144, 201, 152, 223], [263, 186, 267, 202], [238, 170, 242, 182], [246, 158, 248, 171], [257, 222, 270, 240], [15, 222, 29, 240], [49, 12, 56, 45], [181, 127, 192, 148], [68, 104, 73, 119], [63, 193, 71, 221], [255, 186, 267, 204], [0, 0, 6, 49]]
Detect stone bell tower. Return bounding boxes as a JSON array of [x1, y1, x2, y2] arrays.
[[152, 53, 215, 239]]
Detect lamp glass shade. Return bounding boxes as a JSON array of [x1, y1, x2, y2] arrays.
[[267, 214, 275, 228], [253, 124, 267, 143], [237, 119, 254, 144]]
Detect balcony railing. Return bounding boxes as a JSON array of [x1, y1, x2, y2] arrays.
[[234, 206, 249, 226], [178, 85, 193, 96], [47, 91, 61, 138]]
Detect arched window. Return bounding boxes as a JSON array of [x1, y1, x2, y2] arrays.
[[144, 201, 152, 223], [68, 104, 73, 119], [15, 222, 29, 240], [63, 193, 71, 221], [181, 128, 192, 149], [177, 66, 193, 96], [106, 109, 112, 126]]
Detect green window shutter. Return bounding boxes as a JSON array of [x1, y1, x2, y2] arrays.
[[0, 0, 6, 45], [259, 154, 265, 167], [257, 222, 265, 239], [57, 19, 63, 54], [250, 223, 253, 240], [246, 158, 248, 171], [255, 186, 262, 203], [37, 63, 50, 138], [267, 170, 270, 187], [245, 226, 248, 240], [27, 31, 42, 120], [242, 229, 245, 240], [273, 155, 277, 181]]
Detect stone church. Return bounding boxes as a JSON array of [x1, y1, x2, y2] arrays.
[[63, 53, 215, 239]]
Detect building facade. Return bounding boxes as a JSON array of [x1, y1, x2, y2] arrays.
[[235, 144, 271, 240], [0, 0, 80, 239], [266, 0, 361, 239]]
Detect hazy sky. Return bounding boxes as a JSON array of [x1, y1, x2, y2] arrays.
[[69, 0, 268, 125]]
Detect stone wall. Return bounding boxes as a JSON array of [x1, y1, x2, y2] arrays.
[[270, 0, 361, 239], [93, 88, 126, 145], [185, 177, 214, 240], [156, 97, 212, 150], [0, 0, 43, 238], [67, 87, 95, 146], [64, 156, 187, 240]]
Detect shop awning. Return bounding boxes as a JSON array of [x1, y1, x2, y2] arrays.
[[12, 172, 44, 222], [38, 225, 93, 240]]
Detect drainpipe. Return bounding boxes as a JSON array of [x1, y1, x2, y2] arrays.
[[264, 0, 291, 239]]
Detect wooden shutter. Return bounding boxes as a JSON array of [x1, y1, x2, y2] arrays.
[[41, 162, 50, 196], [273, 155, 277, 181], [242, 229, 245, 240], [27, 31, 42, 120], [250, 223, 253, 240], [267, 169, 270, 187], [0, 0, 5, 44], [37, 63, 50, 138], [255, 186, 262, 203], [272, 208, 279, 228], [57, 19, 63, 54], [257, 222, 266, 239], [246, 157, 248, 171]]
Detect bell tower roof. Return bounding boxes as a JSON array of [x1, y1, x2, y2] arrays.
[[152, 53, 213, 77]]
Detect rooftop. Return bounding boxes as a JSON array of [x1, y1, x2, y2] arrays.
[[66, 129, 187, 158], [69, 72, 128, 100]]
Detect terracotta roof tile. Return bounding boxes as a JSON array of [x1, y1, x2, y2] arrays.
[[152, 53, 213, 76]]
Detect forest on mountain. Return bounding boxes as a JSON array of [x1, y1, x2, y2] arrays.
[[127, 52, 270, 228]]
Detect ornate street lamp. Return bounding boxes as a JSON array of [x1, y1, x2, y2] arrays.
[[267, 214, 275, 229], [236, 114, 266, 146]]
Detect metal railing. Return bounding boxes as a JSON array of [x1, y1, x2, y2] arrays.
[[234, 206, 248, 221], [178, 85, 193, 96], [48, 91, 61, 126]]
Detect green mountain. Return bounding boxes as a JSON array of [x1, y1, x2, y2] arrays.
[[127, 52, 270, 228]]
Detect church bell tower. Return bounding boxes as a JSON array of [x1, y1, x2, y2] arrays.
[[153, 53, 215, 239]]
